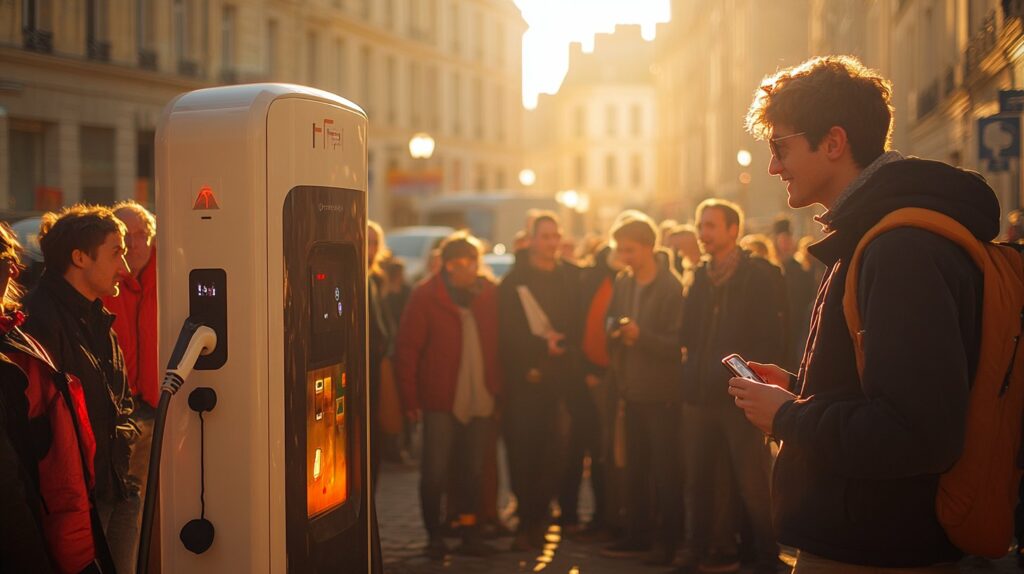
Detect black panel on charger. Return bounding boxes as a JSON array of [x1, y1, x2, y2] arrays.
[[188, 268, 228, 370]]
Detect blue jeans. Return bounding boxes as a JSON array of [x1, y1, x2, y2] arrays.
[[419, 412, 492, 538]]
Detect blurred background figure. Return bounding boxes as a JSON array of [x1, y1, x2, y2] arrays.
[[771, 217, 817, 372]]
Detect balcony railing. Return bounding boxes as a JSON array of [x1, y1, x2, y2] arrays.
[[963, 11, 998, 80], [87, 40, 111, 62], [944, 65, 956, 96], [178, 59, 200, 78], [1004, 0, 1024, 20], [917, 79, 940, 120], [138, 49, 158, 71], [22, 29, 53, 53]]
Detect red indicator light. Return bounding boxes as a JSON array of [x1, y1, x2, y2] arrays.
[[193, 186, 220, 210], [316, 273, 326, 281]]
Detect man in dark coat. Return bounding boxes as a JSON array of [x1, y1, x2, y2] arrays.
[[600, 212, 685, 566], [22, 205, 136, 572], [498, 212, 581, 551], [732, 55, 994, 571], [679, 199, 787, 574]]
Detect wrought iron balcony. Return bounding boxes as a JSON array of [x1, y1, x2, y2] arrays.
[[963, 11, 998, 80], [138, 49, 158, 71], [917, 79, 940, 120], [87, 40, 111, 62], [178, 59, 200, 78], [22, 29, 53, 53]]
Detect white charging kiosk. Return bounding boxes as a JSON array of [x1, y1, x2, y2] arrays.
[[155, 84, 372, 573]]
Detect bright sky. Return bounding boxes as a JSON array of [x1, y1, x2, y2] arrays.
[[515, 0, 671, 109]]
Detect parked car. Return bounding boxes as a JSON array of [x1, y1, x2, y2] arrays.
[[9, 216, 44, 289], [482, 252, 514, 279], [386, 226, 454, 282]]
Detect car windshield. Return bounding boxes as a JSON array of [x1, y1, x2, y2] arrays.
[[387, 235, 429, 259]]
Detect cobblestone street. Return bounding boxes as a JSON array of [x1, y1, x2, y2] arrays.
[[376, 459, 1023, 574]]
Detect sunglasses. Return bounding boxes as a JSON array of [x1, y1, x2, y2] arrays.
[[768, 132, 806, 162]]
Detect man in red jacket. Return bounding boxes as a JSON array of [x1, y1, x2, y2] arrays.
[[395, 232, 501, 560], [101, 200, 157, 571], [102, 201, 157, 410]]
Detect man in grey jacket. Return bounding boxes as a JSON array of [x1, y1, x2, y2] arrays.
[[600, 211, 685, 566]]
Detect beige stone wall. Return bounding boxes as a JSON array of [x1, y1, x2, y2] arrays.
[[0, 0, 527, 225]]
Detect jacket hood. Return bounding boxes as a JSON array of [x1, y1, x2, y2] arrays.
[[812, 158, 1001, 263]]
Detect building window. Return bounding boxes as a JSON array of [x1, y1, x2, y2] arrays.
[[631, 104, 643, 137], [173, 0, 190, 63], [472, 77, 483, 139], [360, 45, 373, 112], [80, 126, 116, 205], [474, 11, 484, 61], [8, 119, 57, 212], [496, 22, 505, 67], [136, 130, 156, 208], [631, 154, 642, 186], [384, 0, 394, 29], [575, 105, 586, 138], [409, 61, 422, 127], [451, 71, 461, 136], [495, 88, 505, 142], [136, 0, 155, 63], [476, 163, 487, 190], [386, 56, 397, 125], [86, 0, 110, 61], [266, 19, 278, 77], [22, 0, 52, 32], [426, 65, 439, 131], [334, 38, 346, 92], [605, 154, 617, 187], [606, 105, 617, 137], [307, 31, 318, 85], [575, 155, 586, 187], [220, 5, 237, 80], [450, 3, 460, 54]]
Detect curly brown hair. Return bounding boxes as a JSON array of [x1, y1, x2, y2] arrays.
[[38, 204, 126, 275], [746, 55, 894, 168]]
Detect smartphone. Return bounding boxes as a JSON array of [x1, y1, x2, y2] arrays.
[[721, 353, 766, 384]]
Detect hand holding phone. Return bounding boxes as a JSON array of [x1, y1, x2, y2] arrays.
[[721, 353, 766, 384]]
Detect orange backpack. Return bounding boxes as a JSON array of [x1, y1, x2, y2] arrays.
[[843, 207, 1024, 558]]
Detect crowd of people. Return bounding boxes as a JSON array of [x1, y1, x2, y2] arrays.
[[386, 54, 1024, 574], [1, 202, 157, 573], [3, 54, 1024, 574]]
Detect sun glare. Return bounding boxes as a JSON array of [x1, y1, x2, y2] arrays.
[[516, 0, 671, 109]]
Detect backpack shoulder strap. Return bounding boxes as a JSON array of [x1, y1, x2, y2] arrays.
[[842, 207, 999, 378]]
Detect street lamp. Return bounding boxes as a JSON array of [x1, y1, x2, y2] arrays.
[[518, 168, 537, 187], [556, 189, 581, 210], [736, 149, 752, 168], [408, 132, 435, 159]]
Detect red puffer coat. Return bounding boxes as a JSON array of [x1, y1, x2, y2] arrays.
[[3, 324, 98, 574], [395, 273, 501, 413]]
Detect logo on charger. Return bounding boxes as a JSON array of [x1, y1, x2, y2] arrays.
[[193, 186, 220, 210], [312, 118, 342, 151]]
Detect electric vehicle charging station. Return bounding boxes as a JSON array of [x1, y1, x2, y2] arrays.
[[150, 84, 373, 573]]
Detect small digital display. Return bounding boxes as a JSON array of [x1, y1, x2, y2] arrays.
[[310, 260, 345, 335], [195, 281, 219, 298]]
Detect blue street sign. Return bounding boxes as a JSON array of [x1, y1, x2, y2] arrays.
[[978, 115, 1020, 172]]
